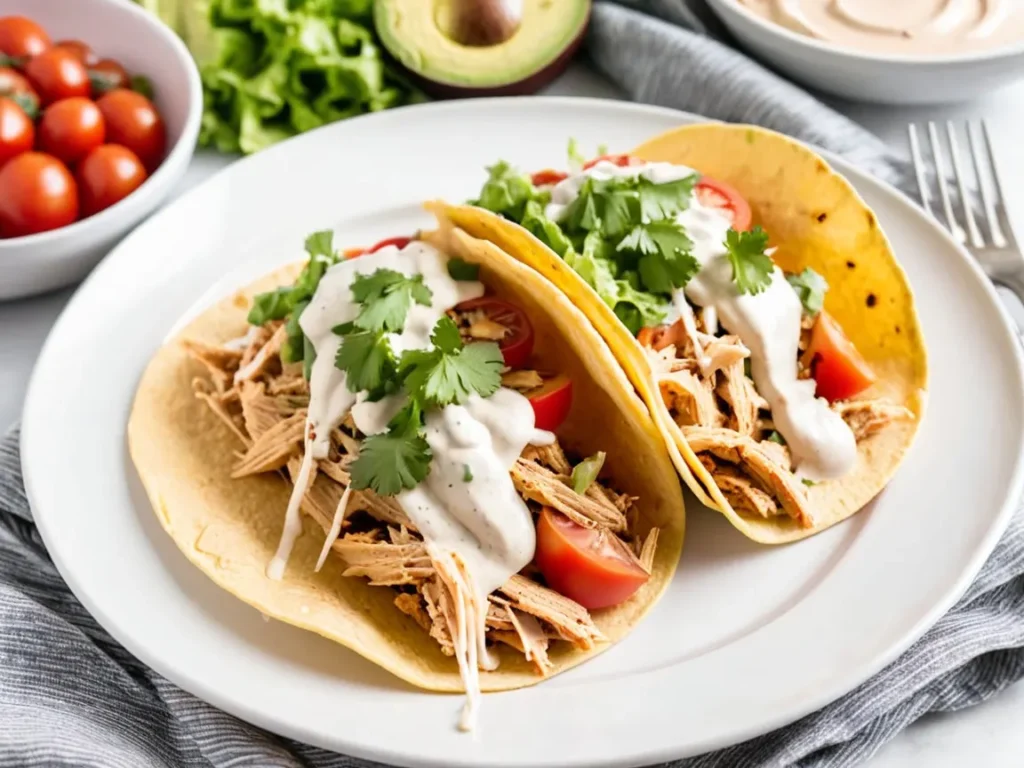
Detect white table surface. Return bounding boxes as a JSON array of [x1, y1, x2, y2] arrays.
[[4, 62, 1024, 766]]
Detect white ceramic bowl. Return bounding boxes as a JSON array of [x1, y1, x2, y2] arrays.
[[706, 0, 1024, 105], [0, 0, 201, 301]]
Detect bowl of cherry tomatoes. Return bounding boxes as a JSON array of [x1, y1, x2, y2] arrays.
[[0, 0, 201, 300]]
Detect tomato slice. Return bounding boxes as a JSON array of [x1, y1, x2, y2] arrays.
[[527, 373, 572, 432], [695, 177, 752, 232], [530, 168, 568, 186], [453, 296, 535, 370], [802, 311, 876, 402], [534, 507, 649, 610], [582, 153, 641, 170]]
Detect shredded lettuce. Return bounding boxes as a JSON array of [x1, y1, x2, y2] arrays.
[[139, 0, 422, 154]]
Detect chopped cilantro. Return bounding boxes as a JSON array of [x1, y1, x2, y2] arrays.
[[802, 478, 817, 487], [786, 268, 829, 315], [400, 317, 503, 408], [621, 221, 699, 294], [637, 175, 697, 222], [571, 451, 606, 494], [462, 464, 474, 482], [563, 177, 602, 232], [724, 226, 773, 295], [447, 258, 480, 281], [247, 229, 338, 325], [248, 286, 295, 327], [767, 431, 786, 445], [280, 300, 308, 365], [349, 402, 432, 496], [351, 269, 432, 333], [334, 330, 396, 393]]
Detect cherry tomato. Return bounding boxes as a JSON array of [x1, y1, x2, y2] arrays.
[[534, 507, 650, 610], [24, 48, 90, 105], [530, 169, 568, 186], [0, 67, 36, 99], [38, 97, 105, 164], [0, 16, 50, 58], [53, 39, 94, 66], [76, 144, 147, 217], [0, 96, 33, 167], [95, 89, 165, 171], [0, 152, 78, 237], [527, 373, 573, 432], [582, 153, 642, 170], [802, 311, 876, 402], [695, 177, 752, 232], [454, 296, 535, 370], [89, 58, 129, 96], [368, 236, 411, 253]]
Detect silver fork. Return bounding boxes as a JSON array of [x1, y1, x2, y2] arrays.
[[908, 120, 1024, 301]]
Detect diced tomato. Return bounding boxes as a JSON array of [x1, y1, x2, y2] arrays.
[[526, 374, 572, 432], [343, 235, 411, 259], [530, 168, 568, 186], [453, 296, 535, 370], [534, 507, 649, 610], [582, 153, 641, 170], [695, 177, 752, 232], [367, 235, 411, 253], [802, 311, 876, 402], [637, 321, 685, 352]]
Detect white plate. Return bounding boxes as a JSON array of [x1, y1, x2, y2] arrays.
[[21, 98, 1024, 767]]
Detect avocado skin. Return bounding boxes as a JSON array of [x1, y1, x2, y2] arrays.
[[375, 0, 590, 97]]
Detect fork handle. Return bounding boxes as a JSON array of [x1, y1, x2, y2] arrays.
[[991, 271, 1024, 344]]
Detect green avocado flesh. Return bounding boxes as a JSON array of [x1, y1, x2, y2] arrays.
[[374, 0, 590, 89]]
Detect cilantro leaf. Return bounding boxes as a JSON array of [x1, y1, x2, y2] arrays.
[[351, 269, 432, 333], [767, 430, 786, 445], [400, 318, 503, 408], [613, 279, 669, 335], [335, 331, 396, 393], [447, 258, 480, 281], [472, 161, 543, 221], [598, 180, 640, 238], [349, 427, 431, 496], [462, 464, 474, 482], [621, 222, 698, 294], [725, 226, 773, 295], [563, 178, 601, 232], [280, 300, 308, 364], [247, 229, 338, 325], [571, 451, 606, 494], [638, 175, 697, 222], [565, 231, 621, 309], [248, 286, 294, 325], [521, 200, 573, 257], [786, 267, 829, 315]]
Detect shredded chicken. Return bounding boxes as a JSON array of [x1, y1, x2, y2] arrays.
[[505, 606, 553, 676], [332, 528, 434, 586], [701, 334, 749, 375], [658, 367, 724, 429], [511, 458, 628, 532], [234, 323, 287, 384], [685, 426, 813, 527], [498, 574, 606, 650], [715, 359, 765, 438], [521, 442, 572, 475], [231, 410, 305, 477], [394, 592, 432, 632], [701, 456, 781, 519], [183, 340, 241, 394], [638, 528, 659, 573], [501, 369, 544, 391], [834, 399, 913, 442]]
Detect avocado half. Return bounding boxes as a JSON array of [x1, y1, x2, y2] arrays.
[[374, 0, 591, 97]]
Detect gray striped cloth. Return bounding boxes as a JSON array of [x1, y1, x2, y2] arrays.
[[4, 2, 1024, 766]]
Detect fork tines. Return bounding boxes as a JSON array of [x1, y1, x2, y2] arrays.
[[908, 120, 1012, 250]]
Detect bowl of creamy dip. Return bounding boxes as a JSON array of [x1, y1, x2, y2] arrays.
[[707, 0, 1024, 103]]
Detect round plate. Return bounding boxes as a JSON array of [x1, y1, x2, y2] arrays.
[[22, 98, 1024, 767]]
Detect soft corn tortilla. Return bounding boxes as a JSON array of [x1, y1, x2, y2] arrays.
[[435, 124, 927, 544], [128, 209, 686, 693]]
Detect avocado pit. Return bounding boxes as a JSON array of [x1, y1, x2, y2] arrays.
[[375, 0, 590, 98]]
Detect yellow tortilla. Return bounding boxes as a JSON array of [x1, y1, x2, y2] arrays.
[[128, 209, 686, 693], [434, 124, 927, 544]]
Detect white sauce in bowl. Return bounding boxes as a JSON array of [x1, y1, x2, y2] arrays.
[[738, 0, 1024, 56], [549, 160, 857, 481]]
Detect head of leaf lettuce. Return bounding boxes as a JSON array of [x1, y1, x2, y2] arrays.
[[146, 0, 425, 154]]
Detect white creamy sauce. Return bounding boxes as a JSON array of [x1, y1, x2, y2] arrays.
[[223, 325, 260, 352], [261, 240, 550, 729], [740, 0, 1023, 55], [549, 161, 857, 481]]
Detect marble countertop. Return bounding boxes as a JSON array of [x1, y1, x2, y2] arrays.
[[4, 62, 1024, 766]]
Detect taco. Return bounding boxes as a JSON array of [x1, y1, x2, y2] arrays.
[[128, 210, 685, 730], [437, 124, 927, 544]]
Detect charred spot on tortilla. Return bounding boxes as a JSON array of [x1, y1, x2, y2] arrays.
[[866, 210, 876, 227], [816, 212, 827, 223], [866, 293, 878, 307], [846, 260, 856, 269]]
